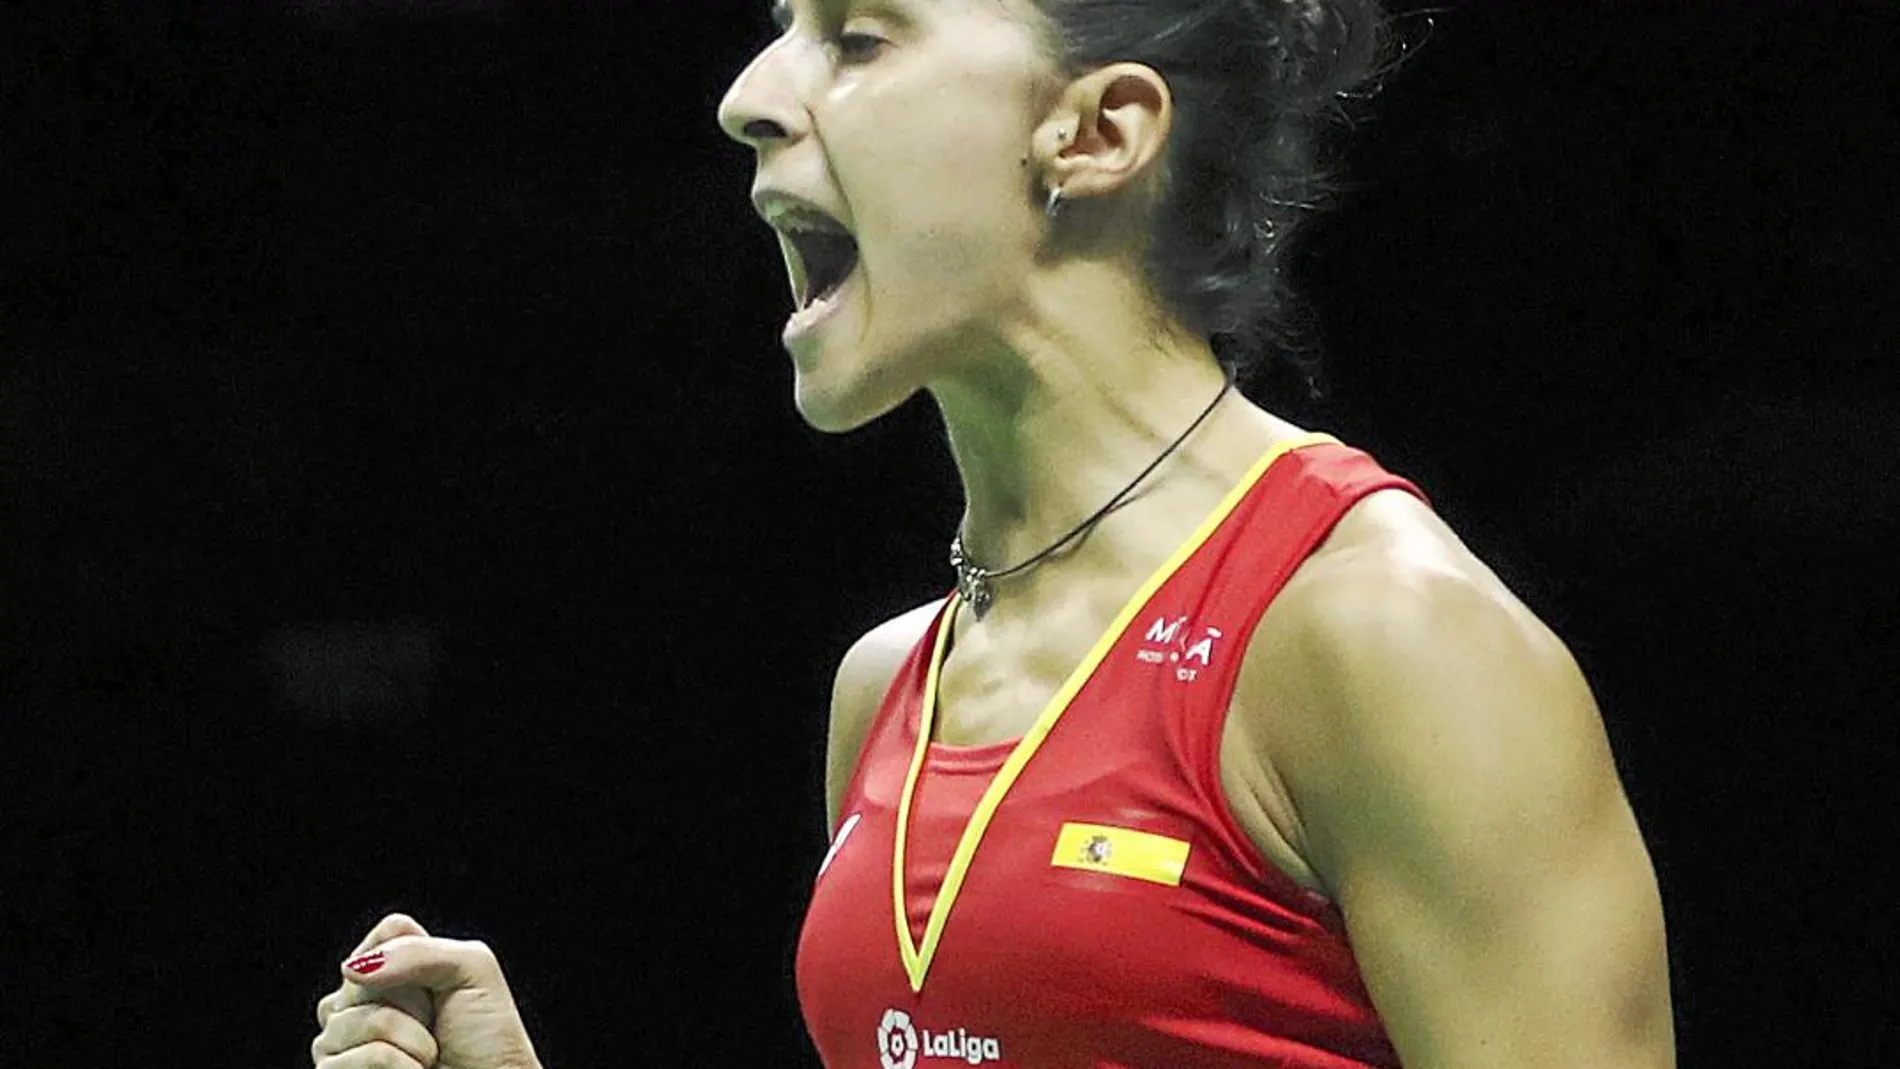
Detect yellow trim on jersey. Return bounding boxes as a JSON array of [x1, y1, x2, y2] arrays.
[[1051, 822, 1191, 886], [893, 432, 1342, 993]]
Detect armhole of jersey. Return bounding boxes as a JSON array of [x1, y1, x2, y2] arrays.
[[832, 595, 957, 837], [1202, 530, 1346, 918], [1193, 446, 1431, 924]]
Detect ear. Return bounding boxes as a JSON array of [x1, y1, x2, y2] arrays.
[[1040, 63, 1174, 205]]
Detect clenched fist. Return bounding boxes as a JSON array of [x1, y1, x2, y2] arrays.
[[312, 913, 542, 1069]]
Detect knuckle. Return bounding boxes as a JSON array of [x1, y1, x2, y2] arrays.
[[319, 984, 355, 1020], [311, 1013, 351, 1060], [336, 1000, 440, 1066], [449, 937, 496, 971], [367, 1039, 425, 1069], [313, 1017, 344, 1060], [465, 938, 504, 978], [405, 1014, 443, 1067], [385, 912, 431, 938], [352, 912, 427, 958], [316, 1040, 422, 1069], [312, 1003, 370, 1058]]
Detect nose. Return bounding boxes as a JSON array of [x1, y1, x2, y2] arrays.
[[717, 39, 800, 150]]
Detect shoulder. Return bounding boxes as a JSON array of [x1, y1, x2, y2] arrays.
[[1232, 492, 1675, 1065], [1260, 484, 1538, 672], [1234, 487, 1608, 880], [1288, 488, 1546, 667], [824, 600, 942, 830], [1253, 486, 1524, 668], [831, 600, 939, 729]]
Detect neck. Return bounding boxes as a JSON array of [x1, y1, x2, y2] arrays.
[[928, 330, 1234, 584]]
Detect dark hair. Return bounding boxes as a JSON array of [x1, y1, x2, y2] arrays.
[[1031, 0, 1401, 399]]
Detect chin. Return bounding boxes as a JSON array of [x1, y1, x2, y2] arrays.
[[793, 395, 877, 435], [792, 378, 894, 434], [789, 357, 918, 435]]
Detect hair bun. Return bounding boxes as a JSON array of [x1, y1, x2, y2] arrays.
[[1034, 0, 1404, 393], [1258, 0, 1391, 110]]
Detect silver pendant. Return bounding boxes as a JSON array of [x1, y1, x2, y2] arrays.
[[949, 537, 995, 620]]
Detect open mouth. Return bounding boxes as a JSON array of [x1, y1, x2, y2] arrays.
[[781, 219, 861, 310]]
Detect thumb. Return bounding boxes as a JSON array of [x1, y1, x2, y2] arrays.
[[342, 933, 502, 996], [349, 911, 433, 959]]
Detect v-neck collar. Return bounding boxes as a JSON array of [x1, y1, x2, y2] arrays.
[[890, 433, 1339, 993]]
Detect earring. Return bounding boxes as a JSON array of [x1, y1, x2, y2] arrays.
[[1044, 128, 1071, 218]]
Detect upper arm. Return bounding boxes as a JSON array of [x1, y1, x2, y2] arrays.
[[823, 601, 938, 832], [1257, 552, 1674, 1069]]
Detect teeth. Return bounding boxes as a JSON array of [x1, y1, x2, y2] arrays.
[[764, 204, 856, 310], [788, 273, 851, 332], [779, 228, 858, 310], [775, 209, 850, 235]]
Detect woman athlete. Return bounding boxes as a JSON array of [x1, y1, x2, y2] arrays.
[[311, 0, 1676, 1066]]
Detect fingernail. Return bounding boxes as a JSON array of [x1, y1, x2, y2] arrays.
[[343, 951, 387, 976]]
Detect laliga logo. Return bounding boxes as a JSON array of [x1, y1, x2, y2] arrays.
[[878, 1008, 1003, 1067], [879, 1009, 920, 1069]]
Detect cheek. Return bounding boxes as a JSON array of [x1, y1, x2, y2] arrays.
[[833, 76, 1043, 302], [862, 149, 1037, 294]]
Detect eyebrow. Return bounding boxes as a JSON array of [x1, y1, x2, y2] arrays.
[[770, 0, 920, 33]]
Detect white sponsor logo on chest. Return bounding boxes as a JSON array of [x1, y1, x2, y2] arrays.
[[1135, 615, 1224, 681], [878, 1008, 1003, 1068]]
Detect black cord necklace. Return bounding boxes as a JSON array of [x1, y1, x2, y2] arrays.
[[949, 372, 1235, 620]]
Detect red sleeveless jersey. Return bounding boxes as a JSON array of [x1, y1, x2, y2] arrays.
[[797, 437, 1428, 1069]]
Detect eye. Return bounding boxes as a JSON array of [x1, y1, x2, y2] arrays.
[[832, 31, 885, 62]]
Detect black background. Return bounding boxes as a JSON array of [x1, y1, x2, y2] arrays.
[[5, 1, 1897, 1066]]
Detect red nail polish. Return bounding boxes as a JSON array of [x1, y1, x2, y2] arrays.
[[344, 951, 387, 976]]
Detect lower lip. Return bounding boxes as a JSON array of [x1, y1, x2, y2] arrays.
[[782, 268, 859, 345]]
